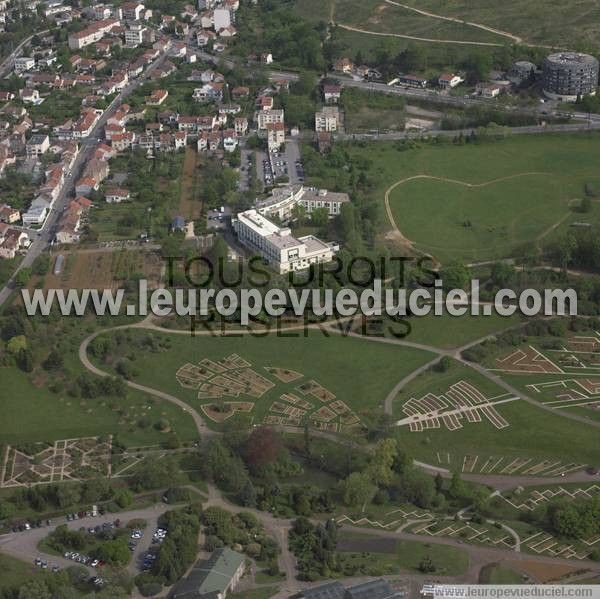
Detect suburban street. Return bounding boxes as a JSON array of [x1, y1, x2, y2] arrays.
[[0, 45, 173, 309]]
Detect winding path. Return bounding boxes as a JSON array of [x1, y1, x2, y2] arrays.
[[383, 172, 550, 254]]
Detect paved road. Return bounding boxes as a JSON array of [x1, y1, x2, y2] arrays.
[[0, 46, 173, 309], [0, 29, 50, 78], [0, 504, 170, 576]]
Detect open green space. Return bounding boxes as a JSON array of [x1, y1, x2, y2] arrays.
[[337, 531, 469, 575], [304, 134, 600, 264], [398, 0, 600, 51], [391, 361, 600, 469], [231, 587, 278, 599], [87, 328, 435, 430], [0, 553, 48, 592], [399, 311, 522, 349], [0, 367, 198, 446], [332, 0, 507, 44], [480, 563, 525, 584]]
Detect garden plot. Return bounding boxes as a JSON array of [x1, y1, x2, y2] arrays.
[[409, 520, 514, 549], [453, 454, 586, 476], [526, 378, 600, 410], [264, 367, 303, 383], [397, 380, 514, 432], [1, 437, 112, 488], [494, 347, 563, 374], [174, 353, 365, 430], [500, 484, 600, 512], [522, 531, 596, 560], [336, 505, 434, 531]]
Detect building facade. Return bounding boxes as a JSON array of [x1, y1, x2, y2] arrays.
[[542, 52, 599, 101]]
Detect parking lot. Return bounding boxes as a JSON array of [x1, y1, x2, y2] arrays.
[[0, 504, 171, 577]]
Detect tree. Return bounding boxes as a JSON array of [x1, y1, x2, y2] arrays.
[[18, 580, 52, 599], [343, 472, 376, 508], [42, 349, 63, 371], [366, 438, 397, 486], [439, 261, 470, 291], [434, 473, 444, 493], [244, 427, 282, 474], [95, 538, 131, 566], [7, 335, 27, 355], [311, 207, 329, 228], [448, 472, 467, 500], [491, 262, 516, 287], [14, 267, 32, 288]]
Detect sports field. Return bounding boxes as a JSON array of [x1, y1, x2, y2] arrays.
[[87, 329, 435, 431]]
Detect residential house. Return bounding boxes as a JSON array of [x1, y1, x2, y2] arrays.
[[266, 122, 285, 151], [14, 57, 35, 73], [197, 29, 216, 46], [25, 134, 50, 158], [111, 131, 136, 151], [120, 1, 145, 21], [323, 84, 341, 104], [222, 129, 238, 152], [234, 117, 247, 136], [0, 226, 30, 259], [438, 73, 463, 89], [105, 188, 131, 203], [334, 57, 354, 73], [75, 177, 99, 196], [146, 89, 169, 106], [0, 204, 20, 224], [192, 83, 223, 103], [477, 83, 502, 98]]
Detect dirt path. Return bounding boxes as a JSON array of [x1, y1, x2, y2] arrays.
[[178, 147, 202, 220], [337, 23, 505, 47], [384, 0, 523, 44], [340, 2, 563, 49]]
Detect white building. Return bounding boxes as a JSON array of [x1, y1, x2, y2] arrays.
[[233, 209, 337, 274], [255, 109, 284, 130], [26, 134, 50, 159], [256, 185, 350, 222], [14, 57, 35, 74], [125, 21, 145, 47]]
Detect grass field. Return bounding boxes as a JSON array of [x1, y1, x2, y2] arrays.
[[392, 361, 600, 469], [313, 134, 600, 264], [0, 368, 199, 446], [333, 0, 507, 44], [0, 553, 48, 592], [395, 311, 522, 349], [337, 531, 469, 575], [398, 0, 600, 51], [479, 563, 525, 584], [88, 328, 435, 430]]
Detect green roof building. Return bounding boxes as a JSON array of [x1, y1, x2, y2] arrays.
[[172, 548, 246, 599]]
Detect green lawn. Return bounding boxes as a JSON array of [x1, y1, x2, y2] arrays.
[[87, 328, 435, 431], [392, 361, 600, 469], [337, 532, 469, 576], [304, 135, 600, 265], [398, 0, 600, 51], [230, 588, 278, 599], [480, 563, 525, 584], [0, 368, 199, 446], [400, 311, 522, 349], [334, 0, 506, 44], [0, 553, 49, 592]]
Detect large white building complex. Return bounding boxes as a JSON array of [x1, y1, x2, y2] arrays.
[[255, 185, 350, 222], [233, 210, 338, 273]]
